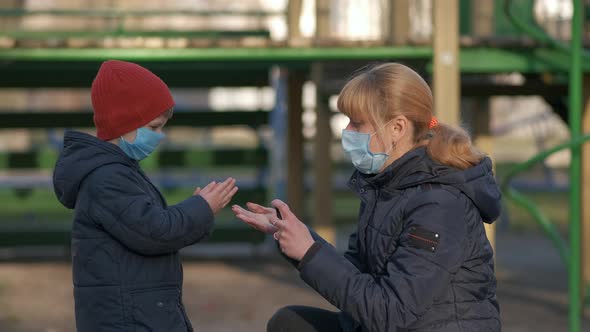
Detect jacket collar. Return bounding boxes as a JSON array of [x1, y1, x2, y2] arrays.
[[347, 147, 431, 194]]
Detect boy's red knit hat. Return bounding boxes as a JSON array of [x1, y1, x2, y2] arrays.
[[91, 60, 174, 141]]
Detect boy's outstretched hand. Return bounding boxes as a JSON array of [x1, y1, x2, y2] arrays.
[[194, 178, 238, 214]]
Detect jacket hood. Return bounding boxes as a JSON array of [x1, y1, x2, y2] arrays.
[[53, 131, 136, 209], [349, 147, 502, 223]]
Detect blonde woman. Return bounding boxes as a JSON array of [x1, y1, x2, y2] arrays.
[[232, 63, 501, 332]]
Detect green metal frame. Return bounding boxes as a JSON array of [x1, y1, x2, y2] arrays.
[[0, 47, 589, 89], [0, 47, 433, 62], [501, 1, 586, 331], [568, 3, 584, 331], [501, 134, 590, 264], [503, 0, 590, 59]]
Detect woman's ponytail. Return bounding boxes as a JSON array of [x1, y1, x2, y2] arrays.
[[426, 122, 485, 170]]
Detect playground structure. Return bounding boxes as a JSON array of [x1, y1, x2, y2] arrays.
[[0, 0, 588, 330]]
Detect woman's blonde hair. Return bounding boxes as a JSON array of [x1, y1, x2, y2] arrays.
[[337, 63, 484, 170]]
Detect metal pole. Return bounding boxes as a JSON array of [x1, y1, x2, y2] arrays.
[[286, 70, 305, 217], [568, 0, 583, 331], [311, 63, 335, 244]]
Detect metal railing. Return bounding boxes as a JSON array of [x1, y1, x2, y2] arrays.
[[501, 1, 586, 331]]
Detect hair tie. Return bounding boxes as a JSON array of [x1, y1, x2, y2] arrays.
[[428, 116, 439, 129]]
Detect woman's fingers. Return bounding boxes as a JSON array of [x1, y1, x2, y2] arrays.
[[271, 199, 295, 222], [236, 214, 266, 232], [232, 206, 276, 234], [269, 214, 283, 228], [246, 202, 274, 214], [235, 212, 257, 225], [231, 205, 251, 217], [232, 206, 263, 225]]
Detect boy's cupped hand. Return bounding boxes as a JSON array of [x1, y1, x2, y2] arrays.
[[194, 177, 238, 214]]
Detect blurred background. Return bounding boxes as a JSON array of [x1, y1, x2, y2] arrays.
[[0, 0, 589, 331]]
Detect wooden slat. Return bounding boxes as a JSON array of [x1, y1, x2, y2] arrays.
[[315, 0, 331, 44], [388, 0, 409, 45], [1, 29, 271, 39], [0, 111, 269, 129], [0, 9, 283, 17], [287, 0, 304, 45], [472, 0, 495, 37]]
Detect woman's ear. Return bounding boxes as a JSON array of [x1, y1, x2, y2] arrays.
[[389, 115, 409, 142]]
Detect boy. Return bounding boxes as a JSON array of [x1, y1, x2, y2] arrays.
[[53, 60, 237, 331]]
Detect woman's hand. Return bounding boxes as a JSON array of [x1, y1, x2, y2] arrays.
[[233, 199, 315, 261], [231, 202, 278, 234], [270, 199, 316, 261], [194, 178, 238, 214]]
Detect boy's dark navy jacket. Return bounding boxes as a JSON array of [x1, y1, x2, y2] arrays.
[[53, 131, 214, 332], [297, 147, 502, 332]]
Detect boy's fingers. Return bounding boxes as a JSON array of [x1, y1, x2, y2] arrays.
[[201, 181, 217, 194], [221, 179, 237, 196], [213, 178, 234, 195], [227, 186, 238, 199], [218, 186, 235, 202], [223, 187, 239, 206]]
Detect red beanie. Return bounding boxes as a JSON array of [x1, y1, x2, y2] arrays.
[[91, 60, 175, 141]]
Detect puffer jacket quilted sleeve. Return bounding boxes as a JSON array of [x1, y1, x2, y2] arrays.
[[85, 164, 214, 256], [298, 188, 469, 331]]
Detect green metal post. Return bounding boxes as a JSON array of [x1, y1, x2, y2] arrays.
[[569, 0, 583, 331]]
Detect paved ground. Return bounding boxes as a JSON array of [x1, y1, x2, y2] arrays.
[[0, 232, 587, 332]]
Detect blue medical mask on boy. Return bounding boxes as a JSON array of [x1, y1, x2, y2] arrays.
[[119, 127, 165, 160], [341, 122, 394, 174]]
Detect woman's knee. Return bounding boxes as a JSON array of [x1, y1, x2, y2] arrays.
[[267, 306, 305, 332]]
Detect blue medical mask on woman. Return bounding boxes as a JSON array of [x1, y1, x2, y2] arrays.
[[341, 123, 394, 174], [119, 127, 165, 160]]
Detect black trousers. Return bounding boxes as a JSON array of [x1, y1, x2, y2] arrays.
[[267, 305, 342, 332]]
